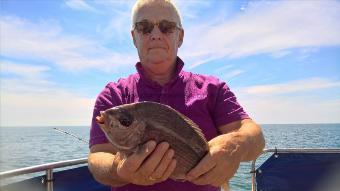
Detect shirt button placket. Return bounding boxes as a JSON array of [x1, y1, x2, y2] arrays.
[[160, 88, 168, 104]]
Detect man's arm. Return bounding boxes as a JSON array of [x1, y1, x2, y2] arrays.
[[186, 119, 265, 187], [88, 143, 128, 187], [88, 141, 177, 187], [218, 118, 265, 161]]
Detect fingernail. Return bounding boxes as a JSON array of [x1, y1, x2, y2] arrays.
[[167, 149, 174, 158], [149, 141, 156, 149], [161, 142, 170, 150], [146, 141, 156, 153]]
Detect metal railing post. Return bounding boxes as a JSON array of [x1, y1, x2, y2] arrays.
[[46, 169, 53, 191], [251, 159, 256, 191]]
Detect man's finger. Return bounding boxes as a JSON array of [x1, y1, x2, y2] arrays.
[[123, 140, 157, 172], [186, 153, 216, 181], [137, 142, 170, 176], [150, 149, 174, 179], [161, 159, 177, 181], [191, 165, 220, 185]]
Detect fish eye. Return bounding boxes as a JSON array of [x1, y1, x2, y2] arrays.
[[118, 111, 133, 127]]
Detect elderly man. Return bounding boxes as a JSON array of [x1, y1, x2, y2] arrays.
[[88, 0, 265, 191]]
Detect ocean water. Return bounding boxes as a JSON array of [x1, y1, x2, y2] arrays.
[[0, 124, 340, 190]]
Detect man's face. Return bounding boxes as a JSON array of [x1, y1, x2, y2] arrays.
[[131, 4, 183, 72]]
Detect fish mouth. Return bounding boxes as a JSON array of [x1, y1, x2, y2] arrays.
[[96, 116, 105, 125], [96, 111, 105, 125]]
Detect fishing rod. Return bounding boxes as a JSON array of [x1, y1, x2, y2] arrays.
[[53, 127, 88, 144]]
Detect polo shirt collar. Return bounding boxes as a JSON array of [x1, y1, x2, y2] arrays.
[[135, 56, 184, 87]]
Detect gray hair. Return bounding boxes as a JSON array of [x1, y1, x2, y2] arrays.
[[131, 0, 182, 29]]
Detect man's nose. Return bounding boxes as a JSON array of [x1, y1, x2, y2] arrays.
[[150, 25, 162, 40]]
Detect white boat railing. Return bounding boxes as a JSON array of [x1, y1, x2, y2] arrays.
[[0, 157, 88, 191], [0, 158, 88, 179], [250, 148, 340, 191]]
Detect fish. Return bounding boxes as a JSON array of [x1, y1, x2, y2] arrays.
[[96, 101, 209, 179]]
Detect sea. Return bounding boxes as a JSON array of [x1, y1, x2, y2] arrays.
[[0, 124, 340, 190]]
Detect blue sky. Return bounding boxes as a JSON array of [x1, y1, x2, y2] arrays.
[[1, 0, 339, 126]]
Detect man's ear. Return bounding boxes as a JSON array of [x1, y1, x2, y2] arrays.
[[131, 30, 137, 48], [178, 29, 184, 48]]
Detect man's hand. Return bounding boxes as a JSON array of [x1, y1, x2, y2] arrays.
[[115, 141, 177, 186], [185, 134, 241, 187], [185, 119, 265, 187]]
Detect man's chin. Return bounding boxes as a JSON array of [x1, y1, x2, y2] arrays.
[[147, 56, 168, 65]]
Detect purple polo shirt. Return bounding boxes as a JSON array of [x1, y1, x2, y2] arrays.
[[90, 57, 249, 191]]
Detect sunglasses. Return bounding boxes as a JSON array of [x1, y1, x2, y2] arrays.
[[134, 19, 181, 34]]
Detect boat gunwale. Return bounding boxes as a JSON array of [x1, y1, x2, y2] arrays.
[[0, 158, 88, 179]]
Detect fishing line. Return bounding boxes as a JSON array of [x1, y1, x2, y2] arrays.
[[53, 127, 88, 144]]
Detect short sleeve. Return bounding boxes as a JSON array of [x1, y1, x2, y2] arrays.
[[89, 82, 122, 148], [212, 81, 250, 128]]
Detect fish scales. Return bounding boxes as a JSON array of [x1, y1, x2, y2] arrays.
[[140, 125, 203, 175], [140, 129, 203, 178], [96, 101, 209, 179], [141, 102, 204, 140]]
